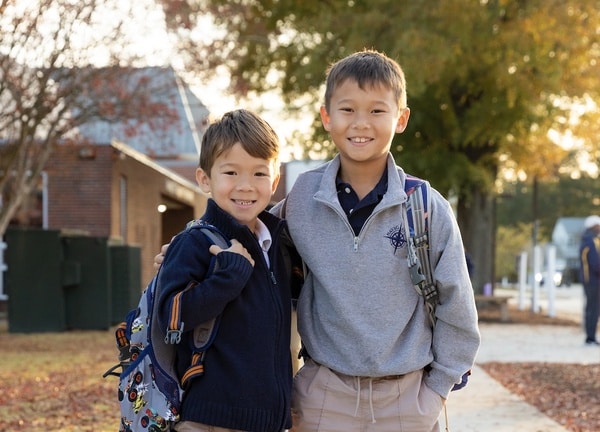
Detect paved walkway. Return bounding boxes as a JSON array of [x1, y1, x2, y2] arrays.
[[441, 285, 599, 431]]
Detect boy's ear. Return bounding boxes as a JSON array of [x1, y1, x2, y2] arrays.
[[271, 172, 281, 195], [196, 168, 211, 194], [395, 107, 411, 133], [320, 105, 331, 131]]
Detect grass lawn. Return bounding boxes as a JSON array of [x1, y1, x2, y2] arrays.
[[0, 326, 121, 432]]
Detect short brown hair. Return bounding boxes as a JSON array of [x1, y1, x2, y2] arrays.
[[324, 50, 407, 111], [199, 109, 280, 173]]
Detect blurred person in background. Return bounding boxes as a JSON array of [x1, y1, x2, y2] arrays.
[[579, 215, 600, 346]]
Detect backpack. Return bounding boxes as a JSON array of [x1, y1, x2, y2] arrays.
[[404, 175, 437, 327], [404, 175, 471, 391], [103, 221, 230, 432]]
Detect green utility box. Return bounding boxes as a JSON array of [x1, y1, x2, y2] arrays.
[[62, 235, 111, 330], [5, 228, 142, 332], [5, 227, 66, 332], [110, 244, 141, 325]]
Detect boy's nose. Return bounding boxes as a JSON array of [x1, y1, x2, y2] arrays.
[[236, 176, 254, 190], [352, 113, 370, 128]]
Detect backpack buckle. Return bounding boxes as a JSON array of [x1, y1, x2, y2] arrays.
[[165, 323, 184, 344], [408, 257, 427, 293]]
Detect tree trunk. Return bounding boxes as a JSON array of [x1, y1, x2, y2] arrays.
[[457, 186, 496, 295]]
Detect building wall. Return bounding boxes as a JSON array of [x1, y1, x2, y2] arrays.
[[45, 145, 112, 236], [111, 149, 208, 285], [44, 143, 208, 290]]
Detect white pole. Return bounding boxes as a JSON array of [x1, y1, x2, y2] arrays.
[[0, 241, 7, 301], [532, 245, 542, 313], [546, 245, 557, 317], [518, 252, 528, 310], [41, 171, 48, 229]]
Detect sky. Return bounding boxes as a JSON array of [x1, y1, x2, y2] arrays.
[[110, 0, 310, 162], [1, 0, 309, 161], [11, 0, 596, 171]]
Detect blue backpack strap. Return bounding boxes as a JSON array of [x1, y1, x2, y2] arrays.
[[405, 177, 470, 391], [164, 221, 230, 342], [167, 220, 230, 388], [404, 175, 438, 327]]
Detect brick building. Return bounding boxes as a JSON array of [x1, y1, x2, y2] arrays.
[[1, 66, 300, 320], [43, 140, 208, 286], [2, 66, 211, 302]]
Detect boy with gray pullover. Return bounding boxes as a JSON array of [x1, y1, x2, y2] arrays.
[[272, 50, 480, 432]]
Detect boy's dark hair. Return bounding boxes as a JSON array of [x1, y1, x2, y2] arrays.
[[199, 109, 280, 173], [324, 49, 407, 111]]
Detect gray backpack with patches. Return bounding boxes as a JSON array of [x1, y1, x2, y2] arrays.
[[103, 222, 229, 432]]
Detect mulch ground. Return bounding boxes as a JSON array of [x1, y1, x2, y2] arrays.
[[478, 305, 600, 432]]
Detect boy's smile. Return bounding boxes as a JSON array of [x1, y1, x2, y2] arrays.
[[320, 78, 410, 168], [350, 137, 371, 143], [196, 142, 279, 232]]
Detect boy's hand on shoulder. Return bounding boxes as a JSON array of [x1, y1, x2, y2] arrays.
[[153, 240, 172, 270], [209, 239, 255, 267]]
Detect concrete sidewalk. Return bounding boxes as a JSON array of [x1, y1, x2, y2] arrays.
[[442, 324, 599, 431], [441, 285, 599, 431], [444, 364, 569, 432]]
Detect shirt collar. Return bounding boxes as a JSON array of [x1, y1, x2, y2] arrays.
[[335, 165, 388, 202], [254, 218, 272, 253]]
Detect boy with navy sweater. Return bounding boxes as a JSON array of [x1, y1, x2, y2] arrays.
[[157, 109, 293, 432]]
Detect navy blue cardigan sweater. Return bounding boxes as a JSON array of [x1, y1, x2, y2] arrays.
[[157, 199, 293, 431]]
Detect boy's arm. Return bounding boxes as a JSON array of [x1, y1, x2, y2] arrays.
[[153, 241, 171, 270], [589, 237, 600, 275], [424, 195, 481, 399], [270, 197, 305, 300], [157, 230, 254, 333]]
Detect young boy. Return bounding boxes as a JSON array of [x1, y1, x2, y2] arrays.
[[157, 109, 293, 432], [273, 50, 480, 431]]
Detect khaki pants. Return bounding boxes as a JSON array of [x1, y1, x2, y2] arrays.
[[291, 309, 304, 374], [291, 360, 443, 432]]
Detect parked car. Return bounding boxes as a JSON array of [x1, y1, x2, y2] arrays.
[[535, 270, 568, 287]]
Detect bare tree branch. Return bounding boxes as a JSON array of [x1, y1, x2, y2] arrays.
[[0, 0, 179, 235]]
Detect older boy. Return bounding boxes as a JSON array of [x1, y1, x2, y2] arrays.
[[274, 50, 480, 432]]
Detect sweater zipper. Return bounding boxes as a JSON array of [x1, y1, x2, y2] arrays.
[[353, 201, 398, 251], [351, 206, 388, 252], [319, 199, 362, 251], [319, 196, 397, 252], [266, 226, 288, 428]]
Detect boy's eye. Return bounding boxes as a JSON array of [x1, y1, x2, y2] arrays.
[[371, 109, 386, 114], [340, 107, 353, 112], [223, 171, 237, 176], [255, 172, 269, 177]]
